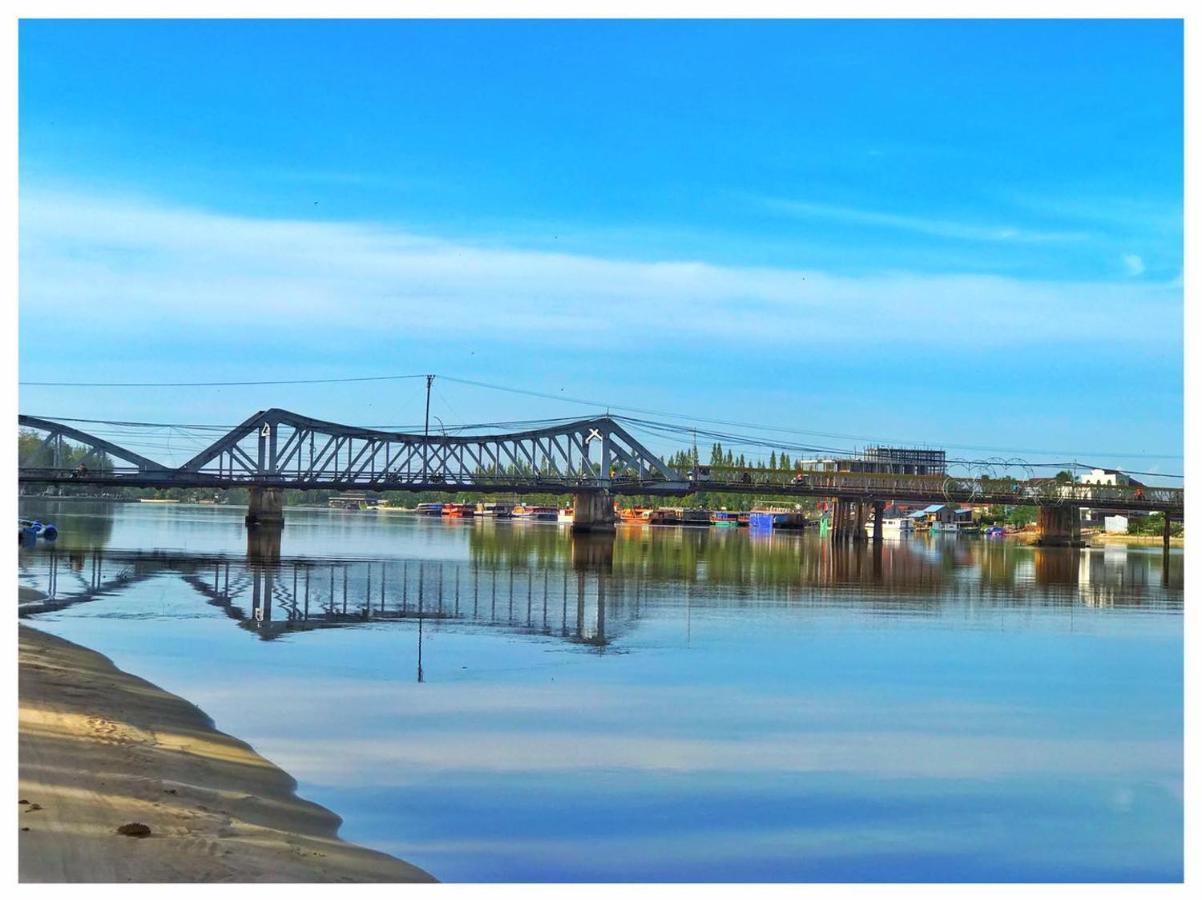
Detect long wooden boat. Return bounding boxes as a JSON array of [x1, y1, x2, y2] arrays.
[[514, 505, 558, 522], [647, 508, 712, 526], [618, 506, 652, 525], [476, 502, 514, 518]]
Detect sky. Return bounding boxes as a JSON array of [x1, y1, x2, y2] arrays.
[[17, 19, 1183, 476]]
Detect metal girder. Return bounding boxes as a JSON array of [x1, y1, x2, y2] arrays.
[[19, 409, 685, 492], [15, 410, 1184, 515], [18, 414, 169, 473]]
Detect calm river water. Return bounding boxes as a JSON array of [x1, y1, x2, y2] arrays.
[[17, 499, 1183, 882]]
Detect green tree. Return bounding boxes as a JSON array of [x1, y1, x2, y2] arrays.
[[1006, 506, 1037, 527]]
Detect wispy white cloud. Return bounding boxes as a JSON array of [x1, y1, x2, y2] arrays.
[[751, 196, 1091, 244], [1123, 253, 1146, 277], [18, 187, 1178, 351], [265, 729, 1180, 783]]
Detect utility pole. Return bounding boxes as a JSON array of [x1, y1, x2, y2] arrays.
[[422, 374, 434, 482]]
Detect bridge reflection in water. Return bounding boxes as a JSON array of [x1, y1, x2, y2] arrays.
[[19, 530, 1182, 662]]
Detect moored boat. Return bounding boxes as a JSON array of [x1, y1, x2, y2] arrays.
[[442, 502, 475, 518], [19, 519, 58, 541], [748, 509, 806, 530], [477, 502, 514, 518], [415, 502, 444, 516], [618, 506, 652, 525], [514, 505, 558, 522], [648, 508, 683, 525]]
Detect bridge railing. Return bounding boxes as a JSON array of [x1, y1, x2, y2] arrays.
[[15, 465, 680, 492], [690, 472, 1182, 508], [17, 466, 1183, 511]]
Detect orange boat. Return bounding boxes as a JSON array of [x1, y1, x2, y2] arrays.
[[618, 506, 652, 525], [442, 502, 475, 518]]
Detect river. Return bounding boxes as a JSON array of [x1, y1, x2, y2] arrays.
[[16, 499, 1183, 882]]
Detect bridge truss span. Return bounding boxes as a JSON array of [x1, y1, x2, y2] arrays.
[[16, 410, 1183, 517], [19, 409, 689, 493]]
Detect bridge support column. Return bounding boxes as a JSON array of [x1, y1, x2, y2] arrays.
[[1034, 505, 1083, 547], [246, 486, 285, 528], [873, 500, 884, 543], [1163, 514, 1172, 553], [572, 490, 615, 533], [830, 498, 864, 542], [830, 498, 845, 542]]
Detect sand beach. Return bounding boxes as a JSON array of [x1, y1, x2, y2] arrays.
[[18, 624, 434, 883]]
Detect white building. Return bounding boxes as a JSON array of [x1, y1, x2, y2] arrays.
[[1079, 467, 1136, 487], [1104, 515, 1129, 534]]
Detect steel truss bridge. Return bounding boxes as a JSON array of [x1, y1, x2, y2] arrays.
[[17, 408, 1184, 515]]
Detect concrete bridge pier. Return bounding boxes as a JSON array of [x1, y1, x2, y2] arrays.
[[830, 498, 866, 542], [872, 500, 884, 543], [1034, 505, 1084, 547], [830, 498, 846, 542], [246, 486, 285, 528], [572, 490, 616, 533]]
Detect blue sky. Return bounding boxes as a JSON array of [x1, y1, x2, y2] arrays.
[[18, 19, 1183, 475]]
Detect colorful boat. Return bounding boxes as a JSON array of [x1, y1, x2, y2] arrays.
[[647, 508, 712, 526], [748, 510, 806, 530], [514, 505, 558, 522], [711, 511, 740, 527], [558, 508, 575, 524], [415, 502, 444, 516], [618, 507, 652, 525], [442, 502, 475, 518], [477, 502, 514, 518], [19, 519, 57, 541]]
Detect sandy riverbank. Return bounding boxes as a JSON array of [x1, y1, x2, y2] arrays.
[[18, 624, 434, 883], [1006, 530, 1183, 548], [1084, 532, 1184, 548]]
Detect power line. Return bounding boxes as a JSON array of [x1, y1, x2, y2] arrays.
[[438, 375, 1184, 461], [18, 410, 1183, 479], [19, 374, 428, 388], [19, 370, 1183, 463]]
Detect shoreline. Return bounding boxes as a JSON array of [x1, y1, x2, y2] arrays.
[[18, 624, 435, 883]]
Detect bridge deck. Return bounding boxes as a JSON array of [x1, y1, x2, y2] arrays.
[[18, 411, 1183, 516]]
